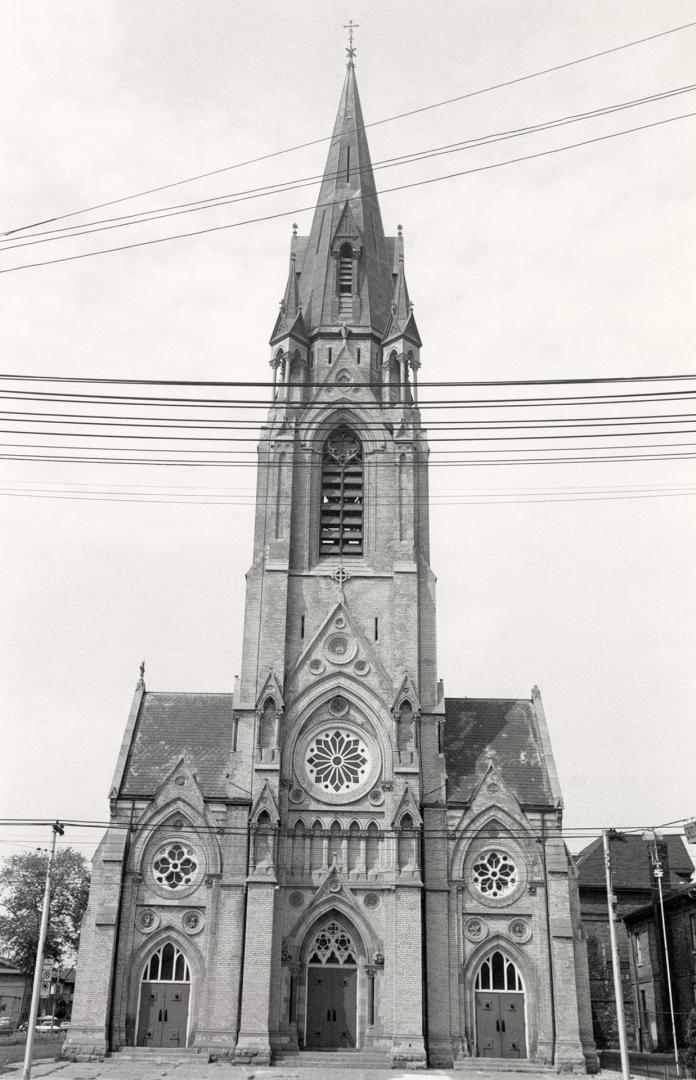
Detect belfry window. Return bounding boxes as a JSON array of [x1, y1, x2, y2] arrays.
[[338, 244, 353, 315], [320, 425, 363, 556]]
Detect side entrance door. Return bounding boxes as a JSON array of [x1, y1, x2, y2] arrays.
[[137, 983, 190, 1047], [306, 968, 357, 1048], [475, 991, 526, 1058]]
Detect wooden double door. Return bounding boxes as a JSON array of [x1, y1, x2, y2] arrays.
[[137, 982, 190, 1048], [476, 991, 526, 1058], [305, 967, 357, 1048]]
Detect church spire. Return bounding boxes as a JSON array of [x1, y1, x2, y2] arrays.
[[297, 59, 393, 335]]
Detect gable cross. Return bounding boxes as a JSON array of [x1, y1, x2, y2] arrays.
[[343, 19, 359, 62]]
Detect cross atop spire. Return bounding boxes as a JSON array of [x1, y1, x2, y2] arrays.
[[343, 19, 359, 64]]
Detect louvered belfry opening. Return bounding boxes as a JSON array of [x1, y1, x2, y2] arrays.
[[338, 244, 353, 315], [320, 425, 363, 556]]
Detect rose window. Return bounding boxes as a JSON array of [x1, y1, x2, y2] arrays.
[[153, 842, 198, 890], [472, 850, 518, 898], [306, 728, 369, 793]]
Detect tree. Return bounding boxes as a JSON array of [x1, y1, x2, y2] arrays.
[[684, 1009, 696, 1078], [0, 847, 90, 972]]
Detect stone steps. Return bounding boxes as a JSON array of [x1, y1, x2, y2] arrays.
[[454, 1059, 554, 1073], [273, 1049, 391, 1069], [114, 1047, 206, 1064]]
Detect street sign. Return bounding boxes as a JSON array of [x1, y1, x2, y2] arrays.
[[40, 962, 53, 996], [685, 819, 696, 844]]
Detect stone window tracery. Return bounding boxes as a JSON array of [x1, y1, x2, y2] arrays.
[[306, 728, 369, 793], [152, 842, 199, 890], [472, 850, 518, 898], [308, 919, 357, 966], [475, 950, 523, 992], [142, 942, 191, 983]]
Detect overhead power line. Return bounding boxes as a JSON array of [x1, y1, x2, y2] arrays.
[[1, 373, 694, 388], [3, 16, 695, 239], [3, 109, 695, 275], [2, 83, 694, 252]]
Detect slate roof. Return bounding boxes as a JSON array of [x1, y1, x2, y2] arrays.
[[623, 880, 696, 922], [444, 697, 554, 806], [575, 833, 694, 890], [118, 692, 235, 799]]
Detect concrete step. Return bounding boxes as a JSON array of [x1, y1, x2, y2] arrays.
[[114, 1047, 206, 1063], [273, 1049, 391, 1069], [454, 1059, 553, 1073]]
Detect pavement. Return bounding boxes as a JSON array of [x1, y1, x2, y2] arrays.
[[0, 1057, 570, 1080]]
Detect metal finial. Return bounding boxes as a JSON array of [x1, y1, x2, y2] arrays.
[[292, 222, 298, 236], [397, 223, 403, 237], [343, 19, 359, 62]]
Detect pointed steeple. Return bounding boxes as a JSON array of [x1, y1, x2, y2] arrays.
[[298, 62, 393, 334], [383, 225, 422, 348], [270, 229, 307, 346]]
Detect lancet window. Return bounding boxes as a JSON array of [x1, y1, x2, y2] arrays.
[[320, 426, 364, 556]]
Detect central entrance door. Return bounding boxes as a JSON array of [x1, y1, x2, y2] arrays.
[[136, 942, 191, 1048], [304, 917, 359, 1049], [474, 950, 526, 1059], [306, 968, 357, 1048]]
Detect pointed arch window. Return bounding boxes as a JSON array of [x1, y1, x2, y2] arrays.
[[338, 243, 353, 315], [475, 950, 523, 992], [142, 943, 191, 983], [308, 919, 358, 966], [320, 425, 363, 556]]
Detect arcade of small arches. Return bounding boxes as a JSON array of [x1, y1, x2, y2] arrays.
[[286, 816, 419, 879]]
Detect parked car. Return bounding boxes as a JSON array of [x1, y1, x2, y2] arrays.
[[35, 1017, 62, 1032], [60, 1020, 70, 1031], [0, 1017, 18, 1035]]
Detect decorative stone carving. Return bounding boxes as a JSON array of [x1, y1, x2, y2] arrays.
[[136, 908, 159, 933], [464, 917, 488, 943], [508, 917, 531, 943], [289, 787, 305, 804], [373, 952, 385, 966], [353, 658, 369, 676], [309, 658, 325, 675], [288, 891, 304, 909], [364, 892, 380, 909], [368, 788, 384, 806], [323, 631, 358, 665], [182, 909, 204, 935]]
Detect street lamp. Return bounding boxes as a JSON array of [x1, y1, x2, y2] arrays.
[[643, 831, 680, 1076]]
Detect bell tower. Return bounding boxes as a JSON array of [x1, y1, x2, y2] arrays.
[[233, 52, 439, 1068]]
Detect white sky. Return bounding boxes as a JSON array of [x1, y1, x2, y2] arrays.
[[1, 0, 695, 864]]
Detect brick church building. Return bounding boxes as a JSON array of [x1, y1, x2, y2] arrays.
[[65, 56, 598, 1071]]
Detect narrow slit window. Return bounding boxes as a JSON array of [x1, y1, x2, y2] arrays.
[[357, 348, 361, 365], [328, 347, 332, 365], [346, 146, 351, 182], [300, 615, 305, 640], [374, 617, 379, 641], [320, 426, 363, 557]]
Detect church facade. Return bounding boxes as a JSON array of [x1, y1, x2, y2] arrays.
[[65, 60, 597, 1072]]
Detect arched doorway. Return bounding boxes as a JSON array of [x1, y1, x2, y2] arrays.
[[136, 942, 191, 1048], [305, 917, 358, 1049], [474, 949, 526, 1059]]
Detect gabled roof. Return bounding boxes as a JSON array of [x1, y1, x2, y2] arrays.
[[382, 239, 422, 348], [623, 879, 696, 922], [270, 250, 308, 346], [118, 692, 236, 799], [444, 697, 554, 806], [575, 833, 693, 891], [297, 63, 393, 334]]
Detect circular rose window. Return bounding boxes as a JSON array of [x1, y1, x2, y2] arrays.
[[153, 842, 199, 890], [306, 728, 370, 793], [472, 850, 518, 898]]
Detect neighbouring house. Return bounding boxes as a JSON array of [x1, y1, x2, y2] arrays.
[[624, 882, 696, 1052], [0, 956, 31, 1024], [575, 835, 694, 1050]]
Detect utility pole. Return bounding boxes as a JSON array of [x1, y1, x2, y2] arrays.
[[643, 831, 680, 1076], [603, 829, 631, 1080], [22, 821, 64, 1080]]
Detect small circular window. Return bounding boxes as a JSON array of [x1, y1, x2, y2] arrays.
[[153, 842, 199, 890], [472, 850, 518, 898]]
